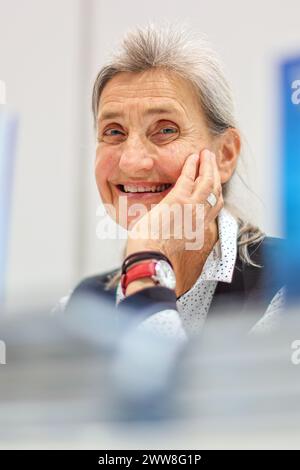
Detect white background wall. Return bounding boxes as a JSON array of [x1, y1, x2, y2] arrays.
[[1, 0, 299, 310]]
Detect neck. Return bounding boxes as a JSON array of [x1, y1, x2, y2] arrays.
[[171, 219, 219, 299]]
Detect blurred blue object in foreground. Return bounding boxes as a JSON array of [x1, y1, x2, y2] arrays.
[[0, 299, 299, 448], [280, 55, 300, 304], [0, 110, 18, 307]]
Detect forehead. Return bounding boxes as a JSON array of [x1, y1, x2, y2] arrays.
[[97, 68, 202, 119]]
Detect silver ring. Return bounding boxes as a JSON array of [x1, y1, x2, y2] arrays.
[[206, 192, 217, 207]]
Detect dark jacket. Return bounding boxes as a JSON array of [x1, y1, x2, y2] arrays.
[[64, 236, 285, 332]]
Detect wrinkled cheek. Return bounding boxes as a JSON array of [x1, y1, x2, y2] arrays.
[[159, 142, 191, 181], [95, 152, 118, 204]]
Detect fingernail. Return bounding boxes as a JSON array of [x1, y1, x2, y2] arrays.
[[205, 149, 211, 160], [191, 153, 199, 161]]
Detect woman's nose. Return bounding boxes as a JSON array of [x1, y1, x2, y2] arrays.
[[118, 136, 154, 174]]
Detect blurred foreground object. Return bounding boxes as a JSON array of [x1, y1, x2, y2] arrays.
[[0, 291, 299, 449], [0, 108, 18, 307]]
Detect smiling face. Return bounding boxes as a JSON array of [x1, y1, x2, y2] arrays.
[[95, 68, 216, 228]]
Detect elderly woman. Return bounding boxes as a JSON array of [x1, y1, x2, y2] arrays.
[[62, 24, 285, 337]]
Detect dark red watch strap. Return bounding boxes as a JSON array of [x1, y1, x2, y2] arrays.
[[121, 261, 157, 295]]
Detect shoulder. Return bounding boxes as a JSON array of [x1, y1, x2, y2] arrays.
[[52, 268, 120, 314], [242, 235, 286, 332], [73, 268, 120, 292], [209, 234, 286, 330], [250, 286, 286, 334], [239, 234, 285, 290], [247, 235, 285, 261]]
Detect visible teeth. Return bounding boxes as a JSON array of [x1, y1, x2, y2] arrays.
[[122, 184, 171, 193]]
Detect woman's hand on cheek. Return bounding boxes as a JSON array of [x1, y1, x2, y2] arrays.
[[125, 148, 224, 259]]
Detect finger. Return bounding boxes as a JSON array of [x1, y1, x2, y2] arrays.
[[198, 148, 214, 180], [204, 152, 224, 223], [193, 151, 223, 225], [174, 153, 200, 195], [208, 152, 224, 214], [193, 149, 214, 197], [210, 152, 222, 199]]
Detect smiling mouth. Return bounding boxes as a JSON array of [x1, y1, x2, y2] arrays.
[[116, 183, 173, 194]]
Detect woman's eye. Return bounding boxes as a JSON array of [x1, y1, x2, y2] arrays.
[[104, 129, 124, 136], [100, 128, 126, 143], [158, 127, 178, 135]]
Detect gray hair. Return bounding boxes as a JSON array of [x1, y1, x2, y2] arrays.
[[92, 23, 265, 289]]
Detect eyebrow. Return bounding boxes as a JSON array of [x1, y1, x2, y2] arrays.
[[98, 107, 178, 122]]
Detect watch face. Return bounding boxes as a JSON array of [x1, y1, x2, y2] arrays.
[[155, 260, 176, 290]]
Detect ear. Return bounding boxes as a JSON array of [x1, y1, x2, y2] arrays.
[[215, 128, 241, 184]]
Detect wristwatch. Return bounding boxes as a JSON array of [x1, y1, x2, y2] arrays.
[[121, 259, 176, 295]]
